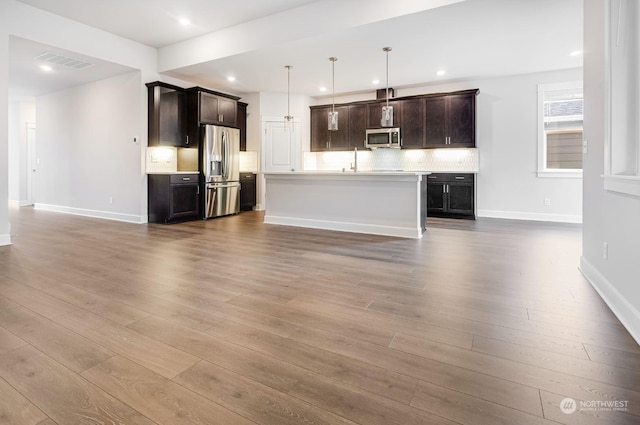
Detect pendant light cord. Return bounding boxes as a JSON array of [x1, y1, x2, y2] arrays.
[[383, 47, 391, 109], [287, 65, 291, 119], [329, 57, 337, 114], [285, 65, 292, 122]]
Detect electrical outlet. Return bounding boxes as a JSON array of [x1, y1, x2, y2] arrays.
[[583, 139, 588, 154], [108, 197, 113, 204], [544, 198, 551, 206], [603, 242, 608, 260]]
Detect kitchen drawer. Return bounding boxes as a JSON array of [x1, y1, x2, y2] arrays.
[[239, 173, 256, 181], [170, 174, 199, 184], [425, 173, 474, 183]]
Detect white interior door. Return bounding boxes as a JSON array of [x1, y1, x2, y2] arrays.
[[261, 118, 301, 209], [263, 119, 300, 172]]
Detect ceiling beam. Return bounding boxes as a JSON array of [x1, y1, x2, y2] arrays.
[[157, 0, 465, 72]]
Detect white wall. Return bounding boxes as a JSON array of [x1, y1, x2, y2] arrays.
[[36, 71, 145, 222], [581, 0, 640, 344], [0, 26, 9, 245], [312, 68, 584, 222], [0, 0, 163, 238]]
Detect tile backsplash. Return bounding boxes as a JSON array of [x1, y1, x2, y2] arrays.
[[146, 147, 198, 173], [303, 148, 479, 172], [240, 151, 259, 172], [146, 147, 177, 173]]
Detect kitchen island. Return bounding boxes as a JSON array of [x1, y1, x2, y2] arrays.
[[262, 171, 429, 238]]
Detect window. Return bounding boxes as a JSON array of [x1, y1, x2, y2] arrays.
[[537, 82, 583, 178]]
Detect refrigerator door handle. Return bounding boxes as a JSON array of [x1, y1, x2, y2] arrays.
[[224, 131, 230, 180], [207, 182, 240, 189]]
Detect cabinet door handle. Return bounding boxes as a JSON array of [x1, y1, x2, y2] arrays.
[[455, 176, 465, 180], [196, 186, 200, 195], [219, 114, 224, 122], [185, 135, 189, 145], [182, 177, 191, 181]]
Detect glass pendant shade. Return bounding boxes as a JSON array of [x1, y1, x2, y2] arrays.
[[381, 105, 393, 127], [328, 110, 338, 131], [328, 57, 339, 131]]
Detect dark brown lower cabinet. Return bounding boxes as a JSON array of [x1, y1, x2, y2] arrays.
[[239, 173, 256, 211], [426, 173, 475, 219], [148, 174, 200, 223]]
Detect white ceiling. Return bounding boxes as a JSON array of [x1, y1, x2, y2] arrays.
[[16, 0, 322, 48], [11, 0, 583, 98], [9, 36, 135, 98]]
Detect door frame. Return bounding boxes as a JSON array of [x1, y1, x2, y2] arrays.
[[25, 122, 36, 206]]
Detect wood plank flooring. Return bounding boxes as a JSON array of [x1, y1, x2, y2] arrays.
[[0, 207, 639, 425]]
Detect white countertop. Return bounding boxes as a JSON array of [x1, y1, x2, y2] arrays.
[[147, 171, 198, 175], [260, 171, 430, 176]]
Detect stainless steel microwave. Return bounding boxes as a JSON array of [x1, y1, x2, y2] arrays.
[[365, 127, 401, 149]]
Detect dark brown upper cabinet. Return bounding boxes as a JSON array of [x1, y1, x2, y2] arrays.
[[199, 91, 238, 127], [399, 98, 426, 149], [310, 105, 350, 151], [309, 89, 478, 152], [237, 102, 247, 151], [425, 92, 476, 148], [348, 104, 368, 149], [147, 82, 192, 148]]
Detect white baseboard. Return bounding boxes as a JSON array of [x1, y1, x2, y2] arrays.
[[8, 200, 19, 208], [0, 233, 11, 246], [34, 203, 147, 224], [477, 209, 582, 224], [580, 256, 640, 346], [264, 215, 422, 239]]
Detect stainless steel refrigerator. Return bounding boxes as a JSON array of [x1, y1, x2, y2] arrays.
[[202, 125, 240, 218]]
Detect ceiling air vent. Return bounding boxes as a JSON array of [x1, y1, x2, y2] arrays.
[[34, 52, 93, 70]]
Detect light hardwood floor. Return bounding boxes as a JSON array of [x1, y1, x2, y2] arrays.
[[0, 207, 639, 425]]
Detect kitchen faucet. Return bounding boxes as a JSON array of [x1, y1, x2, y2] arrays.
[[350, 147, 358, 172]]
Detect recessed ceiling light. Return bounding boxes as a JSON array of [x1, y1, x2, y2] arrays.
[[178, 18, 191, 26], [39, 65, 52, 72], [227, 76, 236, 82], [570, 50, 582, 56], [437, 70, 446, 76], [372, 79, 380, 85], [319, 87, 327, 92]]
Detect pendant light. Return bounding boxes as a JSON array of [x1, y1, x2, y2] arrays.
[[381, 47, 393, 127], [328, 57, 338, 131], [284, 65, 294, 130]]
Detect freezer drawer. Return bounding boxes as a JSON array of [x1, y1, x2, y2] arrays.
[[205, 182, 240, 218]]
